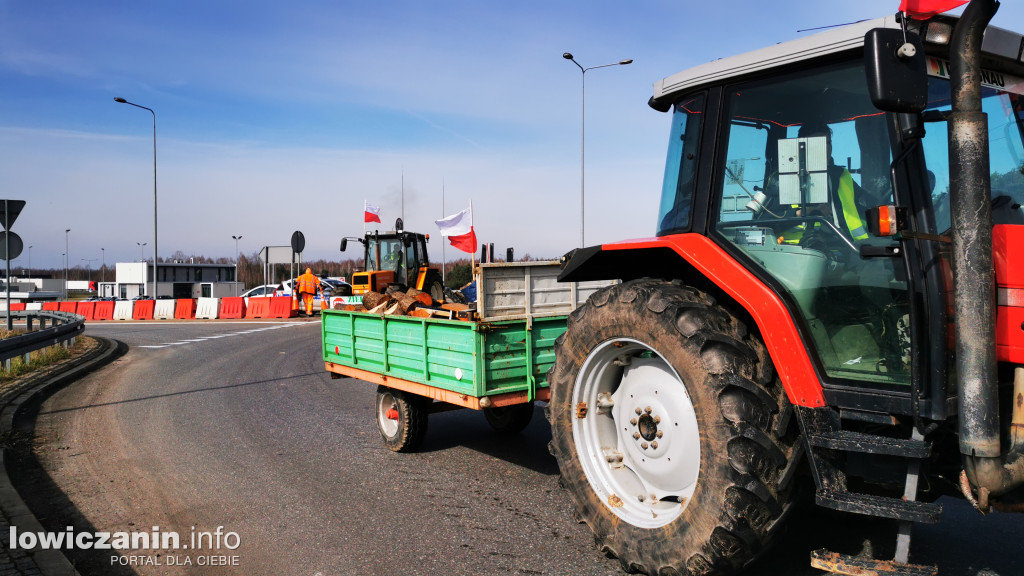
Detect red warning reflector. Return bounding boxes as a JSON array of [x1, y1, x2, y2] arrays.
[[386, 408, 400, 420], [335, 346, 340, 354]]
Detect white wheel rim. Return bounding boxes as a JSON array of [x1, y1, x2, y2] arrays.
[[572, 338, 701, 528], [377, 391, 399, 438]]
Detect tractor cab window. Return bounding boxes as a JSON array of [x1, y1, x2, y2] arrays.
[[712, 61, 910, 387], [367, 237, 406, 275], [657, 93, 706, 235], [919, 62, 1024, 233]]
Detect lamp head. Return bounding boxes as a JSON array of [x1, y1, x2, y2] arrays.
[[562, 53, 574, 60], [114, 97, 127, 103], [619, 59, 633, 65]]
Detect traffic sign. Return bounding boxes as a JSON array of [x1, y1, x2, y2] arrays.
[[291, 230, 305, 254], [0, 231, 23, 260], [0, 200, 25, 230]]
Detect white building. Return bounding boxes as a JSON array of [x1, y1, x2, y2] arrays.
[[99, 261, 242, 299]]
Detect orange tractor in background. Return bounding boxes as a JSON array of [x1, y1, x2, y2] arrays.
[[340, 218, 445, 301]]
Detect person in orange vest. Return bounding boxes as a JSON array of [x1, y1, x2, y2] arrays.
[[296, 267, 320, 316]]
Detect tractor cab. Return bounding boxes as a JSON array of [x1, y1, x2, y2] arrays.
[[342, 218, 444, 300]]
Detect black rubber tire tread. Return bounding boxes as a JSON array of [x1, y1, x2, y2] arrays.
[[375, 386, 429, 452], [547, 278, 799, 576], [483, 403, 534, 434]]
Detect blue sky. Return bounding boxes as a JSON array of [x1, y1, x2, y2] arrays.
[[3, 0, 1022, 271]]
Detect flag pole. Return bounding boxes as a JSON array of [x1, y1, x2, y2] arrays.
[[441, 180, 446, 284], [363, 199, 366, 236], [470, 199, 475, 274]]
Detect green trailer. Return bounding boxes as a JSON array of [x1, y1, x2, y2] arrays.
[[322, 261, 613, 451]]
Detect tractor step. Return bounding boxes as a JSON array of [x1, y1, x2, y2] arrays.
[[815, 490, 942, 524], [807, 430, 931, 458], [810, 548, 937, 576]]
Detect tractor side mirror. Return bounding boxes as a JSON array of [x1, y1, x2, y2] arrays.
[[864, 28, 928, 113], [340, 238, 348, 252]]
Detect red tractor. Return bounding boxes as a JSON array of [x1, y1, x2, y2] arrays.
[[551, 1, 1024, 574]]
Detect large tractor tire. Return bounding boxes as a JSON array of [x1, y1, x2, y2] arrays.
[[375, 386, 429, 452], [547, 279, 799, 575]]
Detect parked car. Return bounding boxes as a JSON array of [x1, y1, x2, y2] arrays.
[[240, 284, 278, 299], [275, 277, 353, 312]]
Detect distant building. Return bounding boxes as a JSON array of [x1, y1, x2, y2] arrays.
[[98, 261, 242, 299]]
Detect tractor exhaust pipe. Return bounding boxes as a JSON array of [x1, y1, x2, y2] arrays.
[[949, 0, 1024, 497]]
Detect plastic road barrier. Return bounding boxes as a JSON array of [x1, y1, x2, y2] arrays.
[[195, 298, 220, 319], [59, 301, 77, 313], [174, 298, 197, 320], [246, 297, 271, 319], [76, 302, 96, 320], [42, 302, 59, 311], [94, 301, 115, 320], [154, 300, 176, 320], [9, 303, 25, 311], [269, 296, 298, 318], [113, 300, 134, 320], [133, 300, 155, 320], [219, 297, 245, 319], [26, 303, 42, 311]]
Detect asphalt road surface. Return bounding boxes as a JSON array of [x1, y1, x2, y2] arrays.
[[9, 320, 1023, 576]]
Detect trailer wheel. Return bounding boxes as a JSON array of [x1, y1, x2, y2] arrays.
[[375, 386, 428, 452], [547, 279, 798, 575], [483, 404, 534, 434]]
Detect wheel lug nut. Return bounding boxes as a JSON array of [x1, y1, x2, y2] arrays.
[[654, 416, 661, 424], [630, 418, 638, 426], [635, 407, 642, 415], [656, 431, 664, 438], [641, 442, 649, 450], [651, 441, 659, 449], [645, 406, 653, 413], [633, 432, 641, 440]]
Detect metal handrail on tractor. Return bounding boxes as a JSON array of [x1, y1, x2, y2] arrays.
[[0, 311, 85, 366]]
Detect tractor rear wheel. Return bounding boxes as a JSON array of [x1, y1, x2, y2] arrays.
[[375, 386, 429, 452], [547, 279, 798, 575]]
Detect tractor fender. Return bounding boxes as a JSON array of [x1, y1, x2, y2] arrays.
[[559, 234, 825, 408]]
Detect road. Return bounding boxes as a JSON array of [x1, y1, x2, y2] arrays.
[[9, 320, 1024, 576]]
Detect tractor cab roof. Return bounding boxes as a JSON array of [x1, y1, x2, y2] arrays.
[[651, 13, 1024, 106]]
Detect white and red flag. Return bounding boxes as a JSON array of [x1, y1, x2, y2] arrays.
[[364, 201, 381, 223], [435, 207, 478, 254], [899, 0, 967, 19]]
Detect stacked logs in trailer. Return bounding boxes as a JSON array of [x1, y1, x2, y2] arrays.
[[334, 286, 472, 320]]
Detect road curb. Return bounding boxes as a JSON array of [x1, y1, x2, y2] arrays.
[[0, 337, 126, 576]]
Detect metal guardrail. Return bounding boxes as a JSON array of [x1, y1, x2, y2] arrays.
[[0, 311, 85, 367]]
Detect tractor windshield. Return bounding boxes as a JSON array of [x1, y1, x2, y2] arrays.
[[919, 61, 1024, 232], [365, 236, 406, 274], [707, 59, 911, 387]]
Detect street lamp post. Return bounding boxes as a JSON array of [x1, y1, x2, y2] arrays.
[[232, 235, 243, 296], [101, 247, 105, 285], [27, 245, 32, 277], [562, 53, 632, 248], [137, 242, 147, 262], [82, 258, 97, 287], [64, 228, 70, 299], [115, 97, 158, 300]]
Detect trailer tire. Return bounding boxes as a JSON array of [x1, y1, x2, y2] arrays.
[[547, 279, 798, 575], [375, 386, 429, 452], [483, 404, 534, 434]]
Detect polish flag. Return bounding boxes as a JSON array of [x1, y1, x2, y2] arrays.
[[435, 207, 478, 254], [899, 0, 967, 19], [364, 201, 381, 223]]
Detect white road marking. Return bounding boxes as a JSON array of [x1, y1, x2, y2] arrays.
[[126, 322, 311, 350]]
